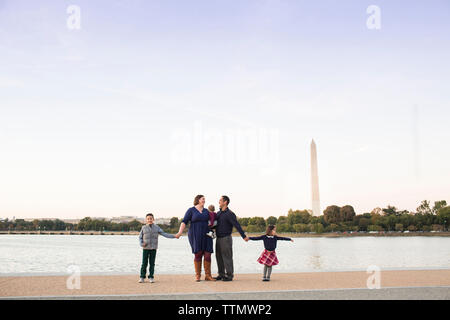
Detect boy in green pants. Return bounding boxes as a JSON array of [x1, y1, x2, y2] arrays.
[[138, 213, 179, 283]]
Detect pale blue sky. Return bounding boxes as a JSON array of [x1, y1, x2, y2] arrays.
[[0, 0, 449, 219]]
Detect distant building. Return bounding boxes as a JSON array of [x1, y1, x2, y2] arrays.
[[155, 218, 171, 225], [15, 216, 157, 225], [111, 216, 141, 223], [22, 218, 78, 223], [62, 219, 81, 224]]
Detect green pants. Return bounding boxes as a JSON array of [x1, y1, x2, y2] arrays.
[[140, 249, 157, 278]]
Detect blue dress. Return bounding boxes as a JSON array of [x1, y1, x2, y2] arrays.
[[182, 206, 213, 254]]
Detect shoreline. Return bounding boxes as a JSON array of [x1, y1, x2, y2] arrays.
[[1, 230, 449, 237], [1, 269, 449, 299]]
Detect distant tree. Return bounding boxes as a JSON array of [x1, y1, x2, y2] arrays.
[[323, 205, 341, 224], [247, 224, 262, 233], [170, 217, 179, 229], [368, 225, 383, 232], [248, 217, 266, 231], [433, 201, 447, 214], [311, 223, 324, 233], [358, 218, 370, 231], [416, 200, 432, 215], [382, 205, 398, 216], [340, 205, 356, 221], [128, 219, 143, 231], [310, 216, 322, 224], [66, 223, 74, 231], [287, 210, 311, 225], [32, 219, 39, 230], [376, 215, 395, 231], [238, 217, 250, 227], [266, 216, 277, 226], [437, 206, 450, 230], [329, 223, 339, 232], [39, 220, 55, 231], [54, 219, 66, 231], [277, 223, 292, 233], [371, 207, 383, 215], [77, 217, 92, 231], [293, 223, 308, 233], [395, 223, 403, 232], [277, 216, 288, 225]]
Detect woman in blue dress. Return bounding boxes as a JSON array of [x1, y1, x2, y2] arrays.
[[176, 194, 214, 281]]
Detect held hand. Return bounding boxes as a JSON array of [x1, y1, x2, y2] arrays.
[[244, 236, 249, 242], [291, 239, 294, 242], [142, 242, 147, 247]]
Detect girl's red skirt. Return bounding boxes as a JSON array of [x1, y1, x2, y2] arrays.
[[257, 249, 279, 266]]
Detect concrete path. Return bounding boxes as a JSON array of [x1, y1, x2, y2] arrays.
[[3, 286, 449, 300], [1, 269, 449, 299]]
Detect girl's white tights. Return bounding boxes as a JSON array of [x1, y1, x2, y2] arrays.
[[263, 265, 272, 278]]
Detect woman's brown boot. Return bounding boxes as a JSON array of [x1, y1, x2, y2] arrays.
[[204, 260, 214, 281], [194, 260, 202, 282]]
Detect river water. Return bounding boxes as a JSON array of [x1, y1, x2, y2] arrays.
[[0, 235, 449, 276]]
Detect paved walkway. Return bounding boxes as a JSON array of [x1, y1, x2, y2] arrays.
[[6, 287, 449, 300], [1, 269, 449, 299]]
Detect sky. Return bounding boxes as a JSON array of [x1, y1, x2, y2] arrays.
[[0, 0, 449, 219]]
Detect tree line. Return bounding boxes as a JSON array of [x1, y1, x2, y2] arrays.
[[1, 200, 448, 234]]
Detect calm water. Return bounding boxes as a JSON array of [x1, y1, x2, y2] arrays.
[[0, 235, 449, 275]]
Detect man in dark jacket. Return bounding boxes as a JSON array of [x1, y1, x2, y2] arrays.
[[214, 195, 248, 281]]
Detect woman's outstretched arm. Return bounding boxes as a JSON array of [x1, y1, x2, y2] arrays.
[[176, 222, 186, 237], [176, 208, 192, 238]]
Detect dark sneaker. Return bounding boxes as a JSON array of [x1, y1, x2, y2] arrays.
[[214, 276, 224, 281], [262, 277, 268, 281], [222, 277, 233, 282]]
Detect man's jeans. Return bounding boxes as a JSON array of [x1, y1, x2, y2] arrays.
[[215, 235, 234, 279], [140, 249, 157, 278]]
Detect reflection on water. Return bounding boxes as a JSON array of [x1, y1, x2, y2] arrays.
[[308, 255, 323, 270], [0, 235, 449, 275], [308, 239, 323, 270]]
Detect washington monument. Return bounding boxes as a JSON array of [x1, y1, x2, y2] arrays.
[[311, 139, 321, 216]]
